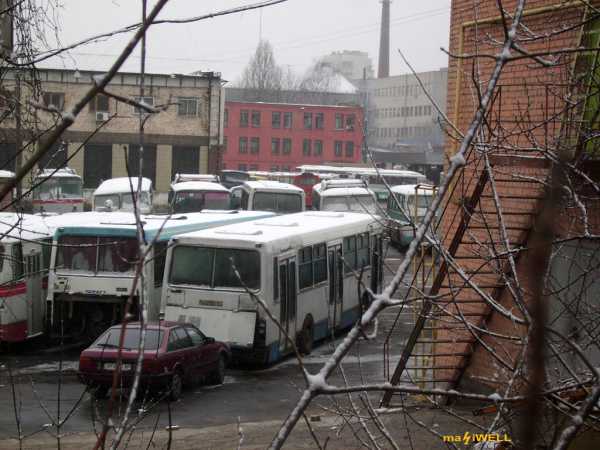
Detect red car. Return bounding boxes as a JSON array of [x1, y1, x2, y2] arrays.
[[78, 321, 230, 400]]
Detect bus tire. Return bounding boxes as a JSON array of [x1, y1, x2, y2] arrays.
[[297, 319, 314, 355]]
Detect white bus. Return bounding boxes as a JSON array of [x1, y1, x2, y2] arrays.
[[230, 180, 305, 215], [32, 167, 84, 214], [47, 210, 275, 341], [0, 213, 54, 343], [312, 179, 379, 215], [297, 164, 427, 202], [168, 181, 231, 214], [93, 177, 153, 214], [387, 184, 436, 248], [162, 211, 384, 364]]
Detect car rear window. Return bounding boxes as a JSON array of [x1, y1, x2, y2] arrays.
[[93, 327, 164, 350]]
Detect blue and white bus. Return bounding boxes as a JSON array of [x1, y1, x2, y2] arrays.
[[47, 210, 275, 340], [162, 211, 384, 364]]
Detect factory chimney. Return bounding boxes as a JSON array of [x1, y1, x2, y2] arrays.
[[377, 0, 391, 78]]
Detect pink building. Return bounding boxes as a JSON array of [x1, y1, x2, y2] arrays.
[[223, 101, 363, 172]]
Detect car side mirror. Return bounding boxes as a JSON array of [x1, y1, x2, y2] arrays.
[[204, 337, 215, 344]]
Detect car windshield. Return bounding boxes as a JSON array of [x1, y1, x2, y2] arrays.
[[56, 236, 138, 273], [94, 327, 164, 350], [170, 246, 260, 290], [172, 191, 230, 213], [33, 177, 82, 200], [252, 192, 302, 214]]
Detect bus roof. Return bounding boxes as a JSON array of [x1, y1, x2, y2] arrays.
[[242, 180, 304, 193], [390, 184, 436, 196], [35, 167, 81, 179], [53, 210, 275, 242], [172, 211, 382, 252], [93, 177, 152, 196], [172, 173, 219, 183], [318, 187, 375, 198], [0, 213, 54, 243], [170, 181, 229, 193], [297, 164, 425, 179]]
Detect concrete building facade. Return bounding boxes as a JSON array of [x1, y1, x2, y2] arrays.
[[0, 68, 224, 197], [320, 50, 374, 81]]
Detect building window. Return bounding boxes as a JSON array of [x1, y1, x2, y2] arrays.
[[172, 146, 200, 180], [314, 140, 323, 156], [89, 94, 109, 112], [272, 111, 281, 128], [303, 112, 313, 129], [249, 164, 258, 171], [43, 92, 65, 111], [223, 136, 227, 153], [251, 110, 261, 127], [239, 137, 248, 154], [345, 141, 354, 158], [224, 108, 229, 127], [270, 165, 279, 172], [315, 113, 324, 129], [133, 96, 154, 114], [335, 113, 343, 130], [345, 114, 355, 131], [239, 164, 247, 171], [282, 138, 292, 155], [302, 139, 311, 156], [271, 138, 280, 155], [240, 110, 249, 127], [250, 137, 260, 154], [177, 97, 198, 116], [334, 141, 343, 157], [283, 112, 293, 129]]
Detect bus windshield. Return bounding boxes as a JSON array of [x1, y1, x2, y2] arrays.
[[409, 195, 433, 208], [172, 191, 230, 213], [33, 177, 82, 200], [252, 192, 303, 214], [170, 246, 260, 290], [322, 195, 378, 214], [56, 236, 138, 273]]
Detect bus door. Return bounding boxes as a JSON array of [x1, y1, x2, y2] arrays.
[[22, 242, 44, 336], [278, 256, 297, 353], [328, 243, 343, 330], [371, 234, 383, 294]]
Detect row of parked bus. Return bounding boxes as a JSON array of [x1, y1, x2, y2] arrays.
[[0, 210, 383, 366]]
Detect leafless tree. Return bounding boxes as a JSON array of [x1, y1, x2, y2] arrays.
[[238, 39, 284, 91]]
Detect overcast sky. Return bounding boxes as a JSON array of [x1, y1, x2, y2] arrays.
[[45, 0, 451, 83]]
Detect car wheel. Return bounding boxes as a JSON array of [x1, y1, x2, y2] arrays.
[[169, 371, 183, 401], [93, 385, 109, 400], [297, 324, 314, 355], [210, 355, 226, 385]]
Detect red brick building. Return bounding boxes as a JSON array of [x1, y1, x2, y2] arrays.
[[222, 101, 363, 172]]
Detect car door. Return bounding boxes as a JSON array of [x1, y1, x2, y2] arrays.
[[184, 325, 211, 377], [167, 327, 194, 381]]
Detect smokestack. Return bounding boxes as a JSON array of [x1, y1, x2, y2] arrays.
[[378, 0, 390, 79]]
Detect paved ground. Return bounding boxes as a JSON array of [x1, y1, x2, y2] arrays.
[[0, 245, 474, 449]]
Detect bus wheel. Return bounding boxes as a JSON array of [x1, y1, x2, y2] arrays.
[[297, 319, 314, 355]]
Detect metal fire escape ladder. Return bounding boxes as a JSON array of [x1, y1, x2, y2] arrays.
[[381, 167, 490, 407]]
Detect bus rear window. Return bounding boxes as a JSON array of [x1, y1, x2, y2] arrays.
[[253, 192, 302, 214], [170, 246, 260, 290]]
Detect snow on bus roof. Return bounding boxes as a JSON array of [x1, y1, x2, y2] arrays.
[[173, 173, 219, 183], [390, 184, 436, 196], [174, 211, 381, 249], [318, 187, 375, 197], [53, 210, 275, 241], [35, 167, 81, 179], [0, 213, 54, 242], [93, 177, 152, 196], [242, 180, 304, 193], [0, 170, 15, 179], [170, 181, 229, 193], [297, 165, 425, 178]]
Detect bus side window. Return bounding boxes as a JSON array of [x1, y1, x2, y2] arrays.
[[313, 192, 320, 210], [154, 242, 168, 288], [273, 258, 279, 302], [12, 243, 23, 282], [42, 239, 52, 273], [241, 189, 249, 210], [343, 236, 357, 273]]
